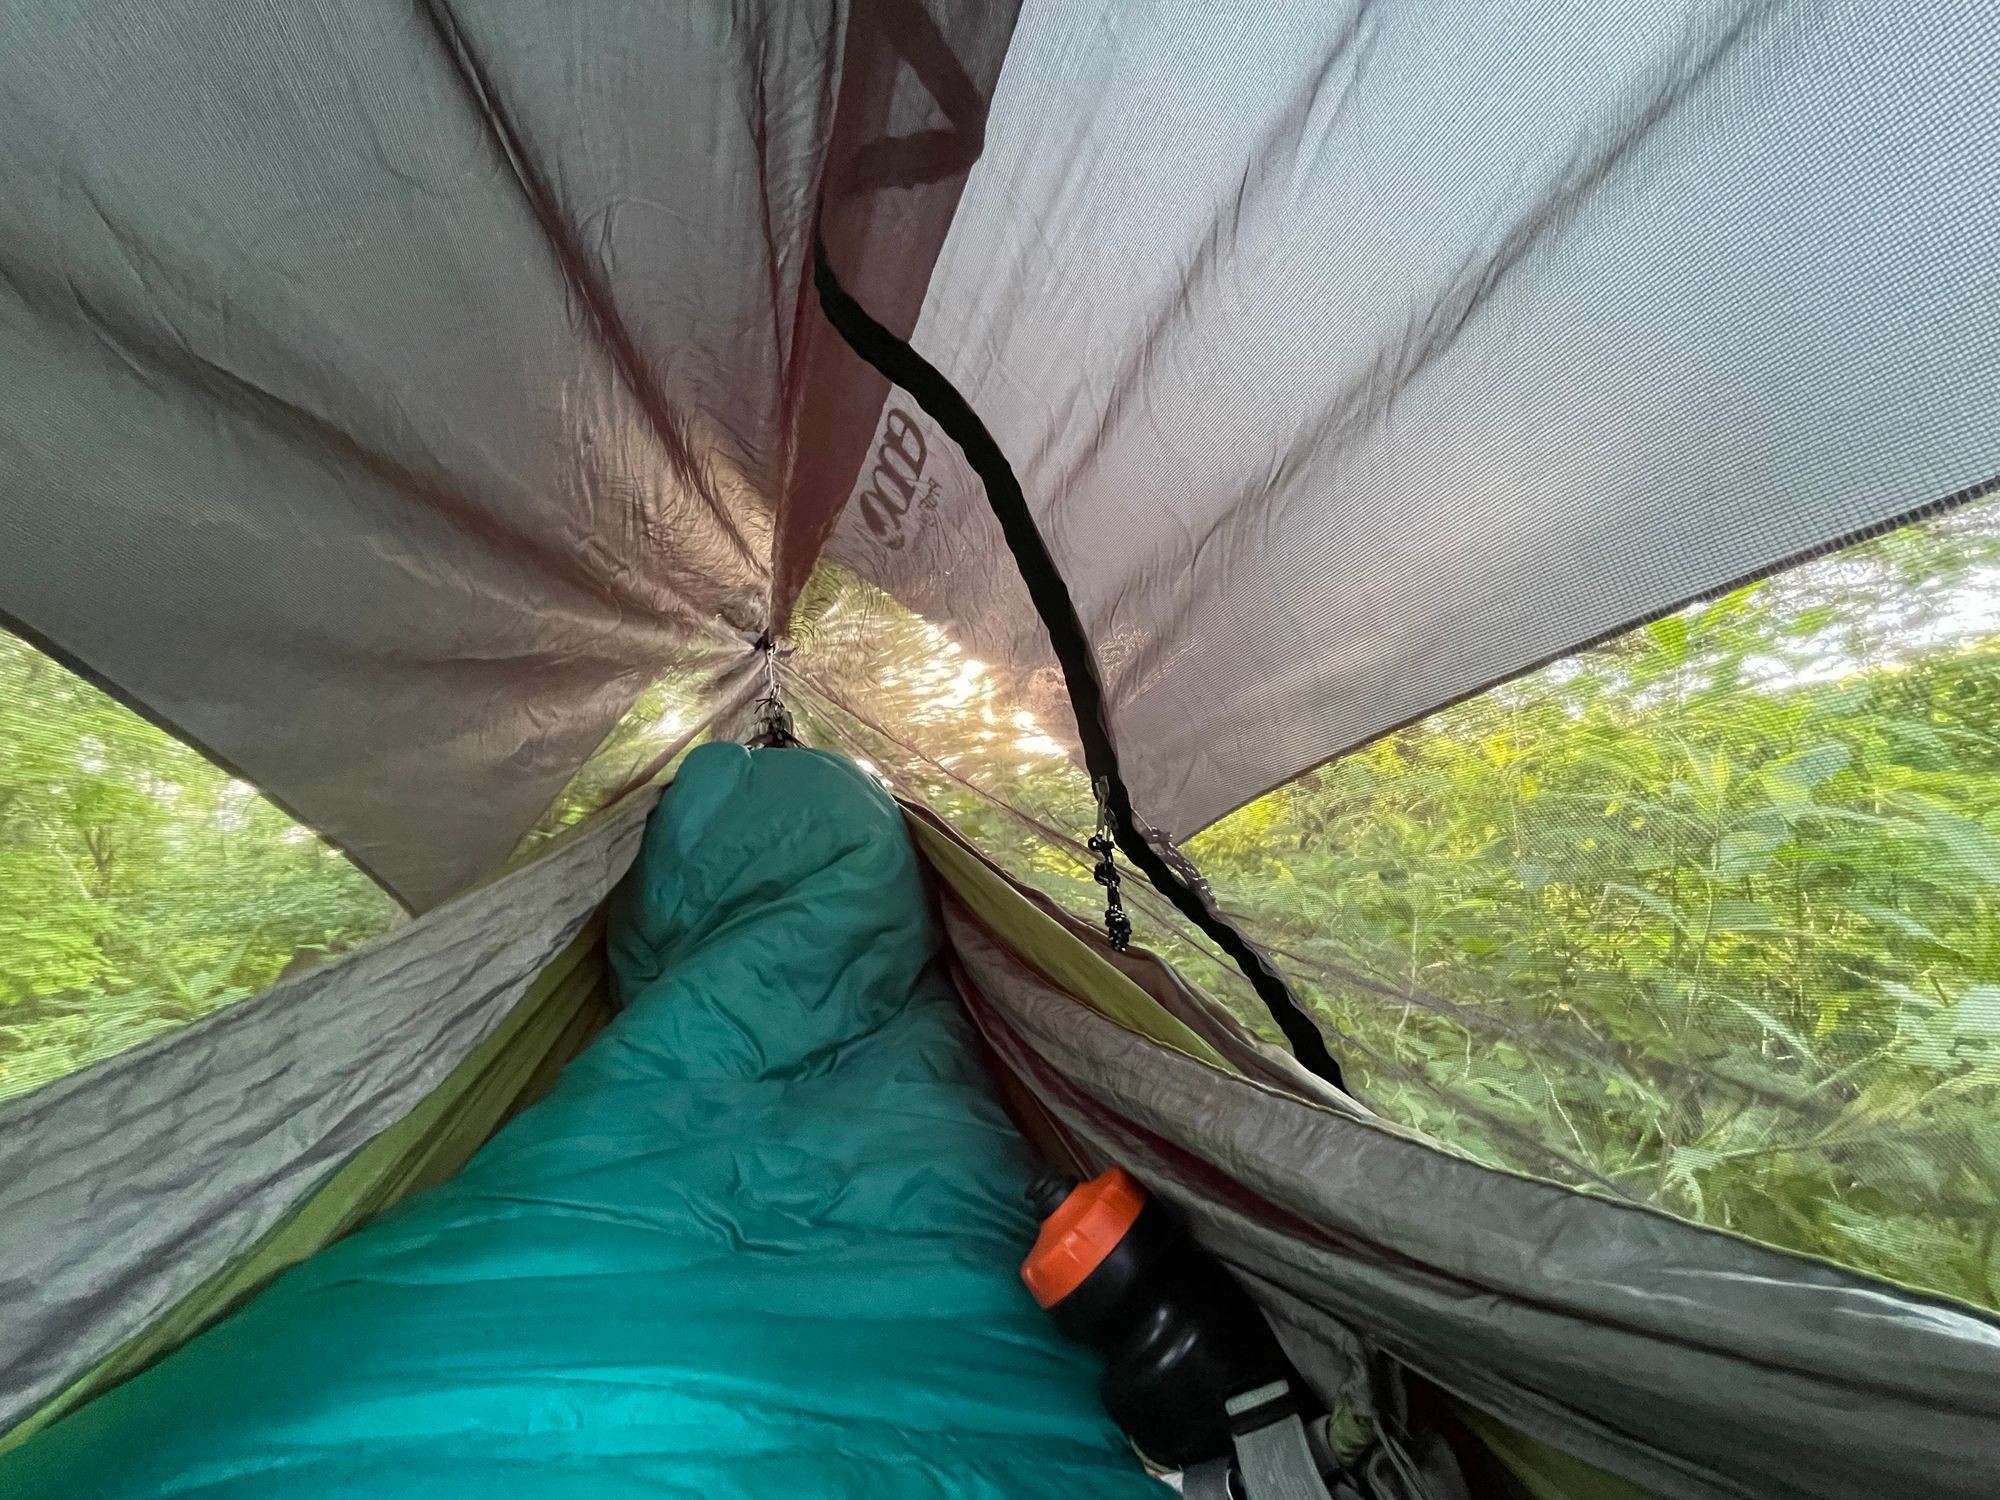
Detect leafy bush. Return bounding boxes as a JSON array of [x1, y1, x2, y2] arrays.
[[1187, 507, 2000, 1308], [794, 506, 2000, 1312], [0, 637, 400, 1099]]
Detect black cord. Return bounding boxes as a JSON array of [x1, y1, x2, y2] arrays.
[[812, 236, 1344, 1090]]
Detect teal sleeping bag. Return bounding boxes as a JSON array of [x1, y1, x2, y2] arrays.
[[2, 745, 1158, 1498]]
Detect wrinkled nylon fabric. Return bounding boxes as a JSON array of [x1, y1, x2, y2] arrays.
[[830, 0, 2000, 841], [0, 796, 649, 1439], [0, 1, 811, 905], [0, 745, 1156, 1499], [0, 2, 1015, 908], [939, 904, 2000, 1500]]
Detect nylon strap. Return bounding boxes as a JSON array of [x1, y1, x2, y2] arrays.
[[811, 235, 1344, 1090], [1228, 1383, 1336, 1500]]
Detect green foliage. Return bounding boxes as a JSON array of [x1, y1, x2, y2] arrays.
[[0, 635, 400, 1099], [793, 507, 2000, 1313], [1183, 507, 2000, 1309]]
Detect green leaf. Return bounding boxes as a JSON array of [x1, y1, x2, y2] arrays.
[[1607, 883, 1682, 923], [1883, 979, 1939, 1012], [1803, 682, 1869, 721], [1705, 1051, 1817, 1102], [1731, 806, 1794, 842], [1762, 741, 1851, 802], [1845, 900, 1958, 950], [1720, 993, 1819, 1063], [1856, 1139, 1947, 1197], [1664, 1146, 1721, 1217], [1897, 1012, 1959, 1071], [1512, 861, 1550, 893], [1711, 899, 1777, 931], [1951, 985, 2000, 1045], [1922, 810, 2000, 884], [1824, 1203, 1912, 1258], [1884, 721, 1951, 771], [1971, 1122, 2000, 1177], [1646, 614, 1690, 667], [1715, 828, 1782, 878], [1789, 806, 1899, 827]]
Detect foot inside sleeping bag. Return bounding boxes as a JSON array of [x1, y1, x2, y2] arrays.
[[3, 745, 1160, 1498]]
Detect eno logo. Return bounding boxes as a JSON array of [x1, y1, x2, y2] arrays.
[[856, 407, 939, 551]]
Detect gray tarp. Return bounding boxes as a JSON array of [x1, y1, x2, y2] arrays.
[[5, 0, 1994, 899], [942, 901, 2000, 1500], [833, 0, 2000, 840], [0, 799, 648, 1434], [0, 0, 1011, 908]]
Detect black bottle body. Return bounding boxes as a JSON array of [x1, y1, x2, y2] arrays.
[[1045, 1197, 1297, 1469]]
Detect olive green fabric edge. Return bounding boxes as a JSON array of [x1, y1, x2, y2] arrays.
[[1457, 1406, 1664, 1500], [902, 810, 1231, 1071], [909, 810, 1667, 1500], [0, 918, 609, 1456]]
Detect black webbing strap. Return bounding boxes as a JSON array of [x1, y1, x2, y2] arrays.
[[812, 237, 1345, 1090]]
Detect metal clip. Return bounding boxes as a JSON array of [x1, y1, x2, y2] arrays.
[[747, 633, 799, 749], [1089, 777, 1132, 952]]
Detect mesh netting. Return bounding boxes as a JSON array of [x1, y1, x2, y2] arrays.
[[792, 498, 2000, 1311], [828, 0, 2000, 877]]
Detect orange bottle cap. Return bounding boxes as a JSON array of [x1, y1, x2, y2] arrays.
[[1021, 1167, 1147, 1308]]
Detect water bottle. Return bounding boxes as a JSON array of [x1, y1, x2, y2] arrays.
[[1022, 1166, 1304, 1470]]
